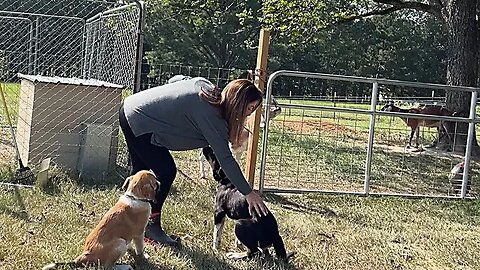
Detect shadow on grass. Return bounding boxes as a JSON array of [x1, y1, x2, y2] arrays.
[[127, 244, 240, 270], [134, 243, 300, 270], [263, 193, 337, 217], [39, 167, 180, 198], [0, 185, 30, 221]]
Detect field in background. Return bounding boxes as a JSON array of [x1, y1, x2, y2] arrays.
[[0, 83, 21, 172], [1, 90, 479, 196]]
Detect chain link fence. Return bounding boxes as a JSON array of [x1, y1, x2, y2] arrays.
[[84, 3, 142, 91], [0, 0, 143, 183]]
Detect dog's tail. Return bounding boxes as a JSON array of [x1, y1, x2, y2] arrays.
[[42, 262, 78, 270]]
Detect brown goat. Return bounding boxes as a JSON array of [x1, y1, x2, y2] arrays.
[[381, 103, 455, 148]]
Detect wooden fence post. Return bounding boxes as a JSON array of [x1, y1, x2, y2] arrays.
[[244, 29, 270, 187]]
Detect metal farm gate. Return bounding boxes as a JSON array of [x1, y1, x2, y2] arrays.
[[259, 70, 480, 199], [0, 0, 144, 181]]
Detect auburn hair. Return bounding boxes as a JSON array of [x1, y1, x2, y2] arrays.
[[221, 79, 263, 145], [199, 79, 263, 145]]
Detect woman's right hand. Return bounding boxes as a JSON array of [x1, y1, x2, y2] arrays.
[[245, 191, 269, 217]]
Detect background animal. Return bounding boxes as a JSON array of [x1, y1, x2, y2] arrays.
[[202, 146, 292, 260], [42, 170, 159, 270], [380, 103, 455, 148]]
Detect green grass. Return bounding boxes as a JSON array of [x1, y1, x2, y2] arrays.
[[1, 162, 480, 270], [0, 83, 21, 123]]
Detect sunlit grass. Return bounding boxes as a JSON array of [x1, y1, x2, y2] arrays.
[[0, 83, 21, 123]]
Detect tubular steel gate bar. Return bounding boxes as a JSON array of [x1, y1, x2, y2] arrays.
[[260, 70, 480, 199]]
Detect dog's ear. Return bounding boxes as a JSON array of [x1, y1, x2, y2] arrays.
[[141, 177, 158, 203], [122, 175, 134, 191]]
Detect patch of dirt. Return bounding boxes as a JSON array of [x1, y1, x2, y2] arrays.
[[375, 143, 475, 163], [277, 119, 362, 137]]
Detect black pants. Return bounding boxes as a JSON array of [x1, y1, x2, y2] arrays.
[[119, 104, 177, 214]]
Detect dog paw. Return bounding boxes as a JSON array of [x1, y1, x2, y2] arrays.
[[226, 251, 248, 260], [130, 251, 150, 263], [136, 252, 149, 260]]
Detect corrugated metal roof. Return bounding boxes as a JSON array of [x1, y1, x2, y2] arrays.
[[17, 73, 125, 88]]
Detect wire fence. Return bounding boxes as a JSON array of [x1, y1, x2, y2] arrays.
[[141, 63, 250, 90], [0, 0, 143, 183], [84, 3, 142, 90], [259, 71, 480, 199]]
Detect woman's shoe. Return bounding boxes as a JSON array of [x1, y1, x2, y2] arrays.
[[144, 213, 177, 246]]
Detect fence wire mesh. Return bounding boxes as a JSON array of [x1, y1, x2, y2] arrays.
[[84, 3, 140, 90], [2, 1, 475, 199], [0, 0, 142, 183], [260, 72, 479, 198]]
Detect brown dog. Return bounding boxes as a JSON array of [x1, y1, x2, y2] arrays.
[[42, 170, 159, 270]]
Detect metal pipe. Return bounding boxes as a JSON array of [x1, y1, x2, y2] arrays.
[[262, 187, 475, 199], [81, 22, 87, 79], [0, 15, 30, 22], [275, 103, 477, 124], [28, 19, 34, 74], [258, 71, 281, 193], [363, 82, 378, 195], [86, 2, 138, 23], [269, 70, 480, 93], [0, 11, 83, 21], [132, 0, 145, 93], [460, 90, 478, 198], [34, 17, 39, 75]]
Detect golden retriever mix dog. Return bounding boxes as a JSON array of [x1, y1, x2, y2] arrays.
[[42, 170, 159, 270]]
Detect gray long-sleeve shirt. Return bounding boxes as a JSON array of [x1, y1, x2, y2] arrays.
[[122, 78, 252, 195]]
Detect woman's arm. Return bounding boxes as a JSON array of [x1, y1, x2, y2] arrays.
[[194, 113, 269, 216]]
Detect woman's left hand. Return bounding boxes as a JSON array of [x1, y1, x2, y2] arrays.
[[245, 191, 269, 217]]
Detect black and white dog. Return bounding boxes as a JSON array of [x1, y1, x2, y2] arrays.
[[202, 146, 293, 260]]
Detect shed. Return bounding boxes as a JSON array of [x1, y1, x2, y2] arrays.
[[16, 73, 124, 179]]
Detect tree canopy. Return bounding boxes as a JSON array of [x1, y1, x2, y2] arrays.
[[143, 0, 449, 98], [144, 0, 262, 68]]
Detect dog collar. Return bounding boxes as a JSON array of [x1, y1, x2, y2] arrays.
[[124, 193, 152, 203]]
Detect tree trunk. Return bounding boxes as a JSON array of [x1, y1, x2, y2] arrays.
[[438, 0, 480, 155]]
